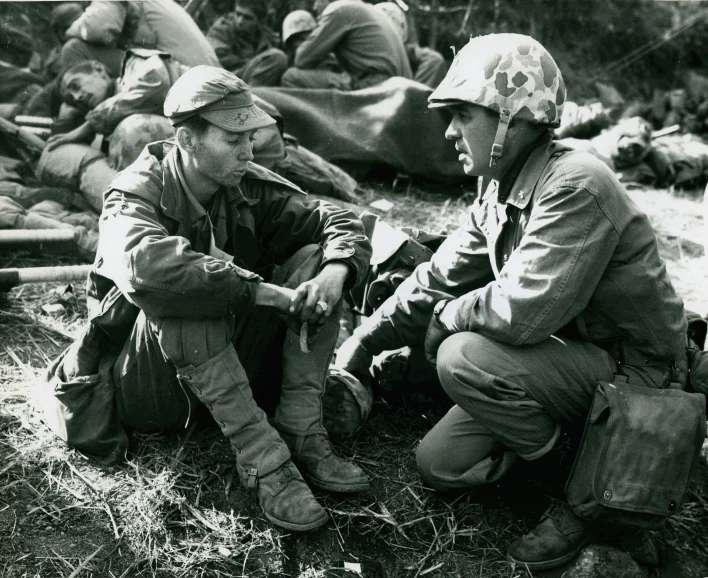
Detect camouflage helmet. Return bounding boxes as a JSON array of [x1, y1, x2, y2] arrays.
[[429, 33, 566, 165], [282, 10, 317, 45], [374, 2, 408, 43], [429, 33, 565, 126]]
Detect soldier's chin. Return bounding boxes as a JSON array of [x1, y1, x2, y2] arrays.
[[461, 159, 476, 176]]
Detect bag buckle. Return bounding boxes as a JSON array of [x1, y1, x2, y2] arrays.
[[245, 467, 258, 489]]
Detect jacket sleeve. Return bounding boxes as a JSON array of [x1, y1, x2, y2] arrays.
[[445, 185, 620, 345], [206, 15, 246, 71], [85, 56, 171, 134], [253, 184, 371, 289], [358, 217, 495, 355], [98, 190, 262, 319], [294, 9, 346, 69], [66, 1, 127, 46]]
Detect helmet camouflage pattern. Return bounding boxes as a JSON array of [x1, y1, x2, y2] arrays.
[[429, 33, 566, 128]]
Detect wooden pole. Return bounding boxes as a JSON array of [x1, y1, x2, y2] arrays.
[[0, 229, 76, 245], [0, 265, 92, 291]]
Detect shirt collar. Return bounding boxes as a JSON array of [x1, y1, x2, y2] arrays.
[[504, 137, 559, 210]]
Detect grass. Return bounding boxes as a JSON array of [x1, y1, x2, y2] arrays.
[[1, 182, 707, 578]]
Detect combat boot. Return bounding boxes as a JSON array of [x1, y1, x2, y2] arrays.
[[280, 431, 370, 493], [257, 461, 328, 531], [177, 346, 328, 531], [508, 500, 597, 569], [274, 304, 370, 493]]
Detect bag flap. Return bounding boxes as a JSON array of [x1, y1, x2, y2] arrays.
[[592, 381, 706, 515]]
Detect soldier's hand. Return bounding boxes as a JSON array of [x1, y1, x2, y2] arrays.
[[45, 122, 95, 152], [290, 262, 349, 326], [334, 335, 373, 378], [424, 315, 455, 367]]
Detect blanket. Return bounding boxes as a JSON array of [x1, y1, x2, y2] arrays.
[[254, 77, 467, 182]]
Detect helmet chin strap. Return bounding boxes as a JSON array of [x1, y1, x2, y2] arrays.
[[489, 109, 512, 167]]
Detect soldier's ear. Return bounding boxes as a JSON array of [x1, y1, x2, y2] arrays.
[[175, 126, 196, 152]]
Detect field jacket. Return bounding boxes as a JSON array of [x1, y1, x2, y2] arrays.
[[206, 13, 277, 72], [360, 140, 687, 367], [87, 141, 371, 345], [66, 0, 219, 68], [294, 0, 412, 83]]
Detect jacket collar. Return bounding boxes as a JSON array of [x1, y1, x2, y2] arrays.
[[503, 138, 570, 210], [108, 140, 305, 225]]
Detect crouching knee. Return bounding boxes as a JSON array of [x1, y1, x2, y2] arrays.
[[150, 316, 233, 369], [415, 433, 458, 492]]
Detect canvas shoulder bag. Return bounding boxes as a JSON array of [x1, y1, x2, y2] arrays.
[[566, 377, 706, 528]]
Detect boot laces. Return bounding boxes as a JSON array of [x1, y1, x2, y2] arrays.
[[543, 501, 584, 536]]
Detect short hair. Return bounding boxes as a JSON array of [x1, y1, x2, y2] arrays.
[[172, 114, 213, 137], [234, 0, 267, 21], [58, 60, 106, 98]]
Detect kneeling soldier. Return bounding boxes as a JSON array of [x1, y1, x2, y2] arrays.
[[337, 34, 688, 568]]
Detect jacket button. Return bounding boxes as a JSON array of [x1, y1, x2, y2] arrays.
[[668, 499, 677, 511], [603, 490, 612, 501]]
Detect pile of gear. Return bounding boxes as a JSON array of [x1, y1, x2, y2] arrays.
[[555, 76, 708, 189]]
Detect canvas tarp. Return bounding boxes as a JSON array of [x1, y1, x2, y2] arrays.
[[254, 77, 467, 182]]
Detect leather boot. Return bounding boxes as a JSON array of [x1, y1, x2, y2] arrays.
[[177, 346, 328, 531], [508, 500, 597, 569], [274, 306, 370, 494], [280, 431, 370, 493]]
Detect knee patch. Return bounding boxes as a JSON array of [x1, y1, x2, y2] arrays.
[[151, 317, 233, 369]]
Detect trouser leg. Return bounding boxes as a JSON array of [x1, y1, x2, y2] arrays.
[[264, 244, 370, 492], [240, 48, 288, 87], [416, 405, 517, 491], [436, 332, 617, 461], [268, 245, 335, 436], [113, 311, 291, 481], [412, 48, 447, 88]]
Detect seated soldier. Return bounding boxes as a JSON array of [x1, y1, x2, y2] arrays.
[[61, 0, 219, 77], [374, 2, 447, 89], [281, 10, 351, 90], [337, 34, 688, 569], [281, 0, 412, 90], [207, 0, 288, 87], [47, 66, 372, 532], [45, 51, 188, 168]]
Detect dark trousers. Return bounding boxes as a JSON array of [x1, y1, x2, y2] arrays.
[[416, 332, 673, 491], [112, 245, 334, 433]]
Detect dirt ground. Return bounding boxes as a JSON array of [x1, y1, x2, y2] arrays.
[[0, 183, 707, 578]]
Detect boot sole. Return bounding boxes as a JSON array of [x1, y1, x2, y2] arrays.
[[263, 509, 329, 532], [508, 537, 592, 570], [308, 475, 370, 494]]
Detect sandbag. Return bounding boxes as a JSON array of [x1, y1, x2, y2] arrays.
[[36, 143, 111, 212], [107, 113, 173, 171]]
